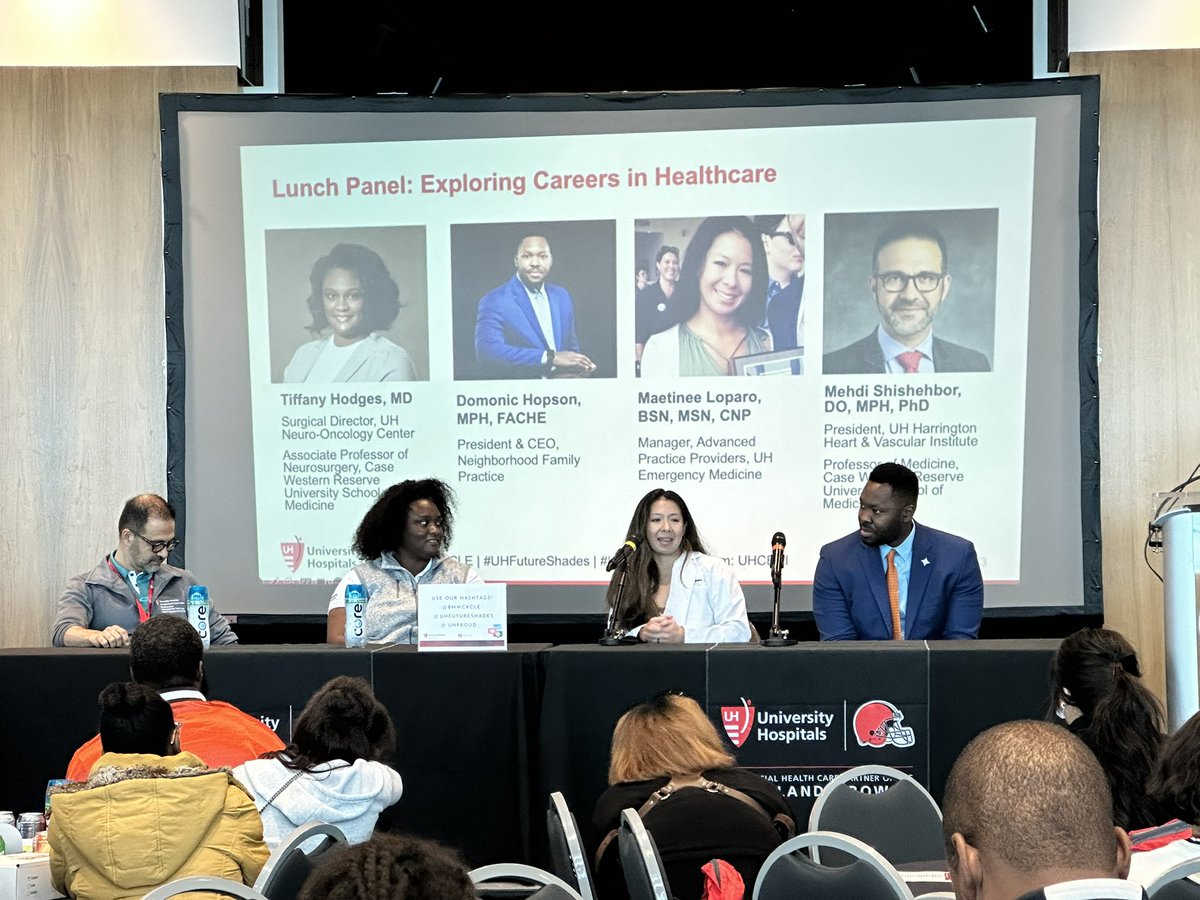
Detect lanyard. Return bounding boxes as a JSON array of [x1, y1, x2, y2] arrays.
[[107, 558, 155, 623]]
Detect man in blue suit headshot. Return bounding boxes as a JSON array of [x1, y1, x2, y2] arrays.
[[813, 462, 983, 640], [474, 234, 597, 379]]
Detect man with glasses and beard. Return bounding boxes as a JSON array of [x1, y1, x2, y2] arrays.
[[823, 220, 991, 374], [53, 493, 238, 647]]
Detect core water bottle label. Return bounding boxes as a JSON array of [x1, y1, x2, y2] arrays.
[[187, 585, 211, 647]]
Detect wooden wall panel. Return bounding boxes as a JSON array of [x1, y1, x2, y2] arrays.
[[0, 67, 236, 649], [1072, 50, 1200, 702]]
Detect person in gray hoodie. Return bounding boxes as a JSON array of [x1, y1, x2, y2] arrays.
[[233, 675, 403, 848]]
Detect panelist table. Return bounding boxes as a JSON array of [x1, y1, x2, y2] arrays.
[[537, 640, 1059, 844]]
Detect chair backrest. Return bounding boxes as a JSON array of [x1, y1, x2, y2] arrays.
[[469, 862, 584, 900], [253, 821, 347, 900], [546, 791, 597, 900], [143, 876, 271, 899], [752, 831, 913, 900], [1149, 856, 1200, 898], [617, 808, 672, 900], [809, 765, 944, 866]]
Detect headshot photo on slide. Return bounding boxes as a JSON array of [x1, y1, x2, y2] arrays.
[[450, 219, 617, 381], [822, 209, 998, 376], [265, 226, 430, 383]]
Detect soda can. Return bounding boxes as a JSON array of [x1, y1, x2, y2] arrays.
[[17, 812, 44, 839], [34, 831, 48, 853]]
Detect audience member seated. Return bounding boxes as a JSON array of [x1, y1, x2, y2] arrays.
[[234, 675, 403, 848], [297, 832, 475, 900], [942, 719, 1142, 900], [66, 614, 283, 780], [591, 692, 794, 899], [1149, 711, 1200, 827], [1052, 627, 1165, 831], [48, 682, 268, 900]]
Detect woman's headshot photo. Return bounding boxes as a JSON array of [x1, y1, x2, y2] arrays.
[[638, 216, 770, 378], [265, 227, 429, 383]]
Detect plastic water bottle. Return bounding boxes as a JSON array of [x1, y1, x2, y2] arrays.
[[187, 585, 211, 647], [345, 583, 368, 648]]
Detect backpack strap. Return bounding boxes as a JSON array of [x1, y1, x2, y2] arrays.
[[594, 773, 796, 868]]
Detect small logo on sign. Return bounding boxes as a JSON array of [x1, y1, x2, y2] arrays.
[[721, 698, 755, 747], [852, 700, 916, 748], [281, 538, 305, 573]]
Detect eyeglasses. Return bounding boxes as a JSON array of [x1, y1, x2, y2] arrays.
[[132, 531, 179, 554], [875, 271, 945, 292], [770, 231, 800, 247]]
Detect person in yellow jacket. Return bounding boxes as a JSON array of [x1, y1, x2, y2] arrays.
[[48, 682, 268, 900]]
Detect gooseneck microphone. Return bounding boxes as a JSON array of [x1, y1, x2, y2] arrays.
[[605, 533, 641, 572], [763, 531, 797, 646]]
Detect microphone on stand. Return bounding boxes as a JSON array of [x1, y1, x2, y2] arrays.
[[600, 534, 642, 645], [763, 531, 797, 646], [770, 531, 786, 588], [606, 533, 641, 572]]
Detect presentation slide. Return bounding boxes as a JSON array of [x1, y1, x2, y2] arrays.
[[241, 120, 1031, 589], [165, 83, 1098, 618]]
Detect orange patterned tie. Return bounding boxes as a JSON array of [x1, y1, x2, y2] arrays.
[[886, 549, 902, 640]]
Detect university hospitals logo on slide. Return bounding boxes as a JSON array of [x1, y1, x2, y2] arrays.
[[280, 538, 305, 573], [852, 700, 916, 748], [722, 698, 755, 747]]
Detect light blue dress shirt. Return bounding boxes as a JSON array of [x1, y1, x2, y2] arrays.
[[878, 524, 917, 637]]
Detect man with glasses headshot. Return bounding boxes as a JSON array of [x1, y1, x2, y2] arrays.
[[52, 493, 238, 647], [823, 220, 991, 374], [755, 213, 806, 352]]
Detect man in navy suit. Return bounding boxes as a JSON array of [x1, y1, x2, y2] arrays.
[[823, 221, 991, 374], [474, 235, 596, 379], [812, 462, 983, 640]]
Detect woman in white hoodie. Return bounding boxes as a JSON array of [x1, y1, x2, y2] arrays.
[[234, 675, 403, 848]]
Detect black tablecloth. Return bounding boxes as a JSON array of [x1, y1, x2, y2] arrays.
[[536, 641, 1059, 843], [0, 639, 1058, 866]]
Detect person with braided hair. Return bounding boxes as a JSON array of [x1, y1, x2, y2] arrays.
[[1051, 627, 1165, 831], [298, 833, 475, 900], [233, 676, 403, 848]]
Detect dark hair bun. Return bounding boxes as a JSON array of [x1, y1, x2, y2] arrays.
[[324, 685, 372, 729], [99, 681, 157, 716]]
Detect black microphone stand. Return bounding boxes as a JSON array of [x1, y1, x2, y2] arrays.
[[762, 563, 797, 647], [600, 555, 638, 645]]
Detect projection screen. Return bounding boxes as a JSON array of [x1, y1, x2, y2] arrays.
[[160, 80, 1100, 622]]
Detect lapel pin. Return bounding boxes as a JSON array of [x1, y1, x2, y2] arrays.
[[921, 557, 931, 567]]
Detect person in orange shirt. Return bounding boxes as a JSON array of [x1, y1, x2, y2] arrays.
[[66, 614, 282, 780]]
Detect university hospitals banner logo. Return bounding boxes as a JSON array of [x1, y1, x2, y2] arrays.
[[721, 698, 755, 747], [281, 538, 305, 573]]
